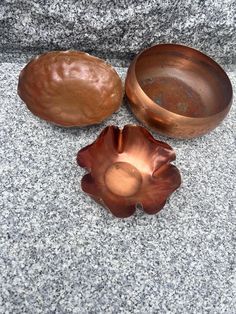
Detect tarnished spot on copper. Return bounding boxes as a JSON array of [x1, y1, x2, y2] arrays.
[[125, 44, 233, 139], [105, 162, 142, 197], [77, 125, 181, 218], [177, 103, 188, 114], [154, 94, 163, 106], [18, 51, 123, 127]]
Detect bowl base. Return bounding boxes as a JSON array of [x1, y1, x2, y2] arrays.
[[141, 76, 206, 118], [104, 162, 142, 197]]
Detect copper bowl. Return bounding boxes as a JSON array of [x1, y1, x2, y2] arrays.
[[18, 51, 123, 127], [77, 125, 181, 218], [125, 44, 233, 138]]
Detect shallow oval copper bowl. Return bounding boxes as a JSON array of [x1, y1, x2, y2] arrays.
[[125, 44, 233, 139], [18, 51, 123, 127], [77, 125, 181, 218]]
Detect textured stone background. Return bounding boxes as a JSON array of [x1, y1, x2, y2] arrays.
[[0, 62, 235, 314], [0, 0, 236, 65]]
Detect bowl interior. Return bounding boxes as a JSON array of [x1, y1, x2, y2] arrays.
[[135, 45, 232, 118]]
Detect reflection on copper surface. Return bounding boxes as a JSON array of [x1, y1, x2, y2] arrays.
[[18, 51, 123, 127], [77, 125, 181, 218], [125, 44, 233, 139]]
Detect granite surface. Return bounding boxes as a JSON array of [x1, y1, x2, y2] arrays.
[[0, 0, 236, 65], [0, 57, 235, 313]]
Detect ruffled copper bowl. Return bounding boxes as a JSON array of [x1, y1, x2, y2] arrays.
[[18, 51, 123, 127], [77, 125, 181, 218], [125, 44, 233, 139]]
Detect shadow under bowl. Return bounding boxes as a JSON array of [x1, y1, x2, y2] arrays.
[[125, 44, 233, 139]]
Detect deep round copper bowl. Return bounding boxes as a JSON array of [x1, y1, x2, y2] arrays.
[[125, 44, 233, 138], [18, 51, 123, 127]]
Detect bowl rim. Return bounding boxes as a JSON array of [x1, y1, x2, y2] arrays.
[[128, 43, 233, 120]]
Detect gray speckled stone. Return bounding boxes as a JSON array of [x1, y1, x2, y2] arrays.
[[0, 0, 236, 65], [0, 57, 235, 313]]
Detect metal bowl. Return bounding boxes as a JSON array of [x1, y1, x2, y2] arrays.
[[18, 51, 123, 127], [77, 125, 181, 218], [125, 44, 233, 138]]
